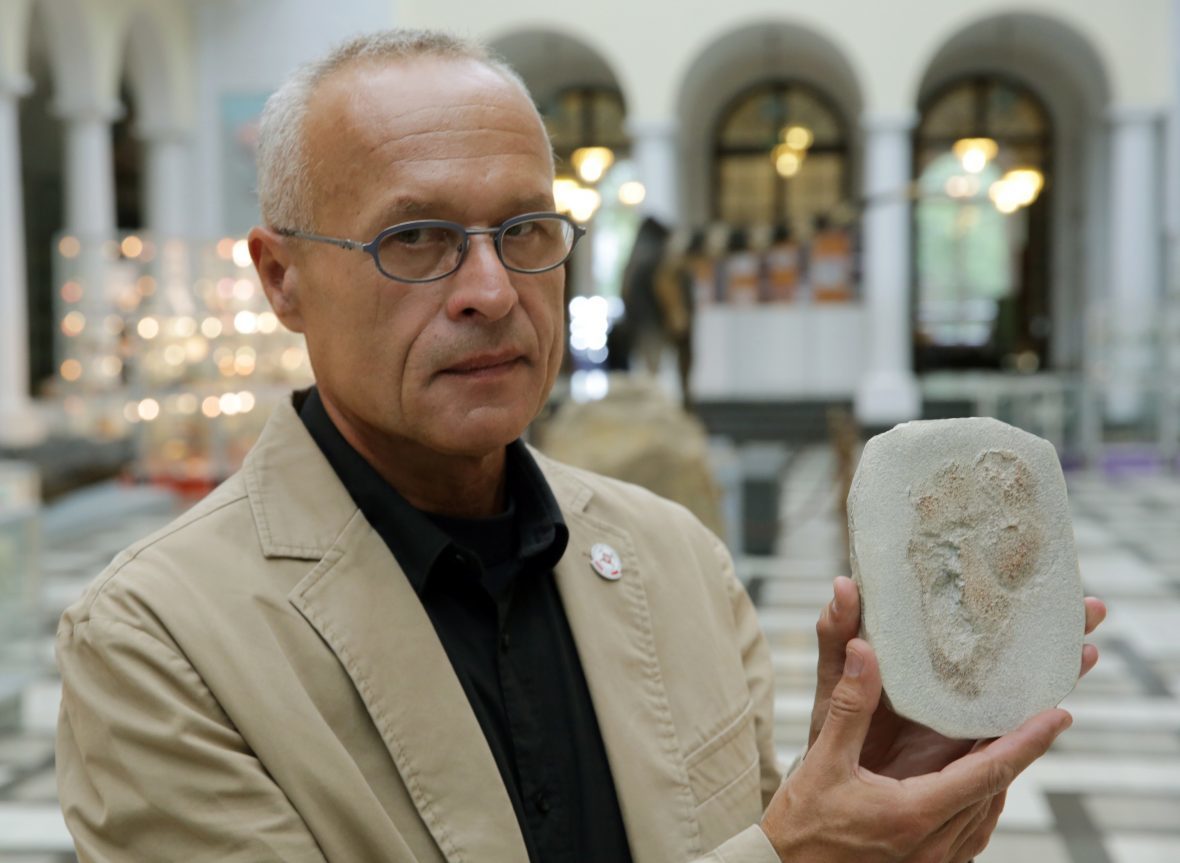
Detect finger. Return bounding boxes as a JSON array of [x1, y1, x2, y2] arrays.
[[1084, 597, 1106, 636], [950, 790, 1006, 863], [810, 577, 862, 746], [1080, 643, 1100, 679], [916, 707, 1071, 817], [810, 638, 881, 774], [815, 577, 861, 682]]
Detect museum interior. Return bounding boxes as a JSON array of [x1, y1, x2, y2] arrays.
[[0, 0, 1178, 860]]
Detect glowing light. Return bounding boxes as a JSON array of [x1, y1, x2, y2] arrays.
[[773, 145, 802, 178], [201, 396, 222, 418], [952, 138, 998, 174], [216, 238, 236, 260], [185, 337, 209, 363], [233, 279, 255, 301], [176, 393, 198, 415], [563, 186, 601, 224], [232, 239, 252, 268], [201, 317, 223, 339], [58, 236, 81, 258], [60, 359, 82, 381], [945, 175, 981, 199], [256, 311, 279, 334], [123, 402, 142, 424], [99, 355, 123, 377], [60, 281, 83, 303], [137, 317, 160, 339], [238, 391, 256, 413], [61, 311, 86, 337], [571, 147, 615, 184], [618, 181, 646, 206], [234, 346, 257, 376], [1000, 167, 1044, 207], [234, 310, 258, 334], [164, 345, 186, 366], [219, 392, 243, 416], [782, 125, 814, 151], [138, 398, 161, 421], [121, 236, 144, 258], [280, 347, 305, 371], [173, 316, 197, 338]]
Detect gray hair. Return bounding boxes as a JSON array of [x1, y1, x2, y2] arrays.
[[256, 29, 534, 230]]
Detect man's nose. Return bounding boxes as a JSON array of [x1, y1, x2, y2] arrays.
[[443, 235, 518, 322]]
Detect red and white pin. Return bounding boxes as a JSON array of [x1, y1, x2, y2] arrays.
[[589, 543, 622, 580]]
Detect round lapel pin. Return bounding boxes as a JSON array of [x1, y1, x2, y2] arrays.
[[590, 543, 622, 580]]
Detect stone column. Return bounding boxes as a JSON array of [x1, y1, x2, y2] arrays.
[[0, 75, 45, 446], [141, 126, 191, 239], [61, 105, 119, 238], [625, 118, 680, 226], [1105, 107, 1162, 423], [854, 113, 921, 425]]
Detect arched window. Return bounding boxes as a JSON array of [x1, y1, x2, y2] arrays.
[[542, 86, 628, 174], [713, 81, 850, 229], [914, 76, 1052, 371]]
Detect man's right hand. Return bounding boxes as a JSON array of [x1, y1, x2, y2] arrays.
[[758, 638, 1071, 862]]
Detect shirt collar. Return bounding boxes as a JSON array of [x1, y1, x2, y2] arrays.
[[296, 387, 567, 593]]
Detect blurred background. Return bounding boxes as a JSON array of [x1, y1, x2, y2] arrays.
[[1, 1, 1178, 860]]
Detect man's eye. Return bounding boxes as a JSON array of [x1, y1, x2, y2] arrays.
[[393, 228, 424, 246], [504, 222, 536, 239]]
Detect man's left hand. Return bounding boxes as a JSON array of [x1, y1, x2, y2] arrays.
[[808, 576, 1107, 779]]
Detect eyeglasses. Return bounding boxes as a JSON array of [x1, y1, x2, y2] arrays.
[[276, 212, 586, 284]]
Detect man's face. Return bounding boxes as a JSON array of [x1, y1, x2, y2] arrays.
[[287, 57, 564, 458]]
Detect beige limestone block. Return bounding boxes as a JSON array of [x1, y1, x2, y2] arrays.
[[847, 417, 1084, 738], [536, 375, 724, 537]]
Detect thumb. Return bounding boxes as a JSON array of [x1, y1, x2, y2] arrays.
[[811, 639, 882, 774]]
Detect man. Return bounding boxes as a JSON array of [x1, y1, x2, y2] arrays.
[[55, 29, 1105, 863]]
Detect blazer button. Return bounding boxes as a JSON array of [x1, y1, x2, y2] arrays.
[[535, 792, 551, 815]]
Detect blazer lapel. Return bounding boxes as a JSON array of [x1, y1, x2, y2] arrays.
[[288, 514, 529, 863], [551, 482, 702, 862], [247, 399, 527, 862]]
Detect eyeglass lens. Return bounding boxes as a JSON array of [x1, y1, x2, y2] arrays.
[[376, 216, 575, 281]]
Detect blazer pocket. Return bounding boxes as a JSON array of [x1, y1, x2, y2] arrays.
[[683, 699, 758, 807]]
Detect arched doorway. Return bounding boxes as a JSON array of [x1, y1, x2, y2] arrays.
[[913, 75, 1052, 371], [914, 13, 1111, 375]]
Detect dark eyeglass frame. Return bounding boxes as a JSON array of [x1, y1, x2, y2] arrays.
[[275, 211, 587, 284]]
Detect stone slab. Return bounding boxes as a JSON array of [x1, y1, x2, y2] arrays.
[[847, 418, 1084, 738]]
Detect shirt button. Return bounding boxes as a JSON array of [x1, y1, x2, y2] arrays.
[[534, 792, 551, 815]]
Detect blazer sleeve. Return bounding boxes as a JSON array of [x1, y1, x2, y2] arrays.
[[56, 614, 329, 863]]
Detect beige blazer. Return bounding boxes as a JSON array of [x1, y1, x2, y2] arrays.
[[56, 398, 781, 863]]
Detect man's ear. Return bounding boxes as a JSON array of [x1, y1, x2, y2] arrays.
[[249, 226, 305, 333]]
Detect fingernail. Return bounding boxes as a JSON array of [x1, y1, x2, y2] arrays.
[[844, 647, 863, 678], [831, 580, 841, 615]]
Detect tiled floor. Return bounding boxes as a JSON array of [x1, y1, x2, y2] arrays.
[[2, 452, 1180, 861]]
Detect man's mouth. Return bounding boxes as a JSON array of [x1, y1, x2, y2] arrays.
[[441, 350, 525, 376]]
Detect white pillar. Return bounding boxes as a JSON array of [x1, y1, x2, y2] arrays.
[[141, 127, 192, 238], [855, 113, 921, 425], [625, 118, 679, 226], [61, 106, 118, 237], [1106, 107, 1162, 423], [0, 75, 46, 446]]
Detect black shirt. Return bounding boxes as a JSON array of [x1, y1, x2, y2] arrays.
[[298, 388, 633, 863]]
